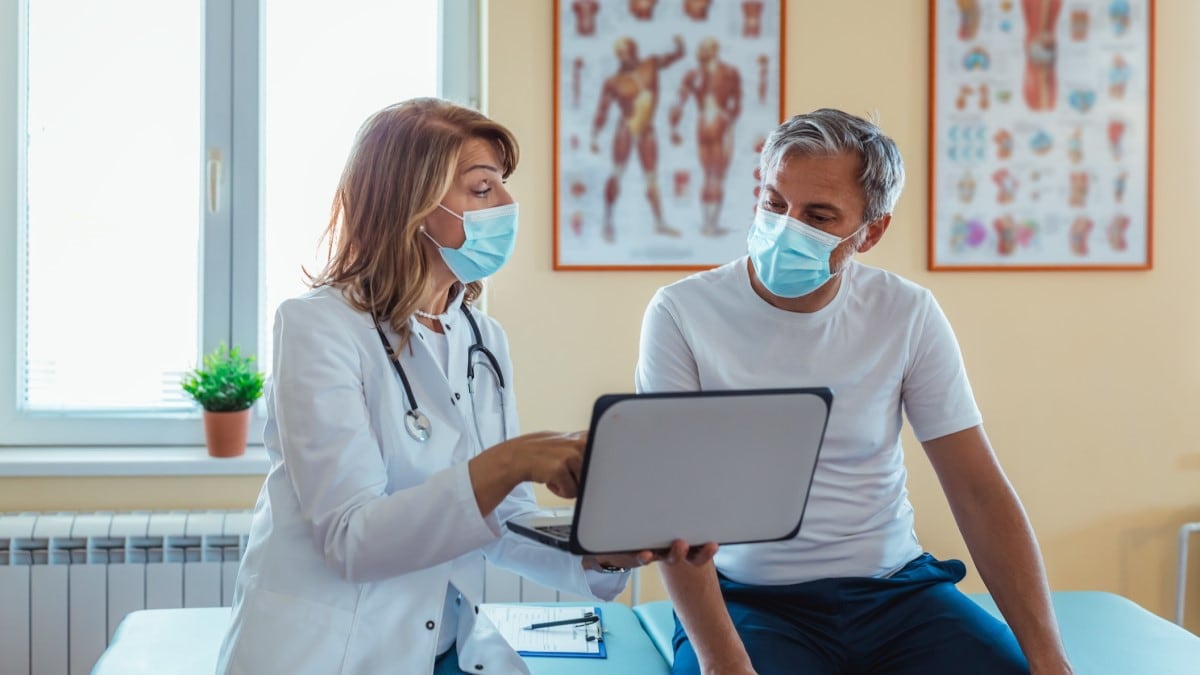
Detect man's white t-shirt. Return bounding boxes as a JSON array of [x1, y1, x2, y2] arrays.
[[635, 257, 982, 586]]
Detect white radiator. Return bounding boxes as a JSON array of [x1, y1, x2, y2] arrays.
[[0, 509, 593, 675], [0, 510, 250, 675]]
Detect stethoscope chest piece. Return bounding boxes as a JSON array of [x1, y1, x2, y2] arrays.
[[405, 409, 431, 443]]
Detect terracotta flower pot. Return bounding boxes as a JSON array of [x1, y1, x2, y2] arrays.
[[203, 408, 251, 458]]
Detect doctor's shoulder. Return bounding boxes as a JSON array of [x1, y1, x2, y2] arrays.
[[463, 302, 511, 350], [272, 286, 371, 340]]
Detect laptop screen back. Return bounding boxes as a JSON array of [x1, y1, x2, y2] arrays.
[[569, 388, 832, 554]]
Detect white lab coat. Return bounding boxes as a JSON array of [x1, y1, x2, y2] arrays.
[[216, 285, 626, 675]]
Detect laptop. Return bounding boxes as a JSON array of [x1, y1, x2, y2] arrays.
[[507, 387, 832, 555]]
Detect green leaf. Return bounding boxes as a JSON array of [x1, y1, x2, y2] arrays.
[[180, 342, 266, 412]]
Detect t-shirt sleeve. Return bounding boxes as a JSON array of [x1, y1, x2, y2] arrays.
[[634, 289, 701, 393], [902, 291, 983, 442]]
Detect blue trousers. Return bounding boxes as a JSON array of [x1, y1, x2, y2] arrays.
[[672, 553, 1030, 675], [433, 647, 468, 675]]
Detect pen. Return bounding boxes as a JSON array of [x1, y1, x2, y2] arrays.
[[523, 613, 599, 630]]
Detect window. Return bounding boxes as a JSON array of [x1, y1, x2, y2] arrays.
[[0, 0, 480, 446]]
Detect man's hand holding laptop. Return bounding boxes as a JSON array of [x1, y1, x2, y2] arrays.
[[583, 540, 721, 575]]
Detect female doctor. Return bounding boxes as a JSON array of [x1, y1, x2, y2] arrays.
[[216, 98, 716, 675]]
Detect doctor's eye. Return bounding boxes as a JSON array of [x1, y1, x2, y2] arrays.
[[473, 178, 506, 198]]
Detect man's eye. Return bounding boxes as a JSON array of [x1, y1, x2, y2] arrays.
[[765, 200, 785, 210]]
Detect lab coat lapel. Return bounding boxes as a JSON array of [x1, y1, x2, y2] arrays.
[[440, 310, 470, 418]]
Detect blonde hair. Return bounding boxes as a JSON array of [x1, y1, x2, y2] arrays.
[[309, 98, 519, 351]]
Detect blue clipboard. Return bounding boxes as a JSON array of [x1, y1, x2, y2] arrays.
[[518, 606, 607, 659]]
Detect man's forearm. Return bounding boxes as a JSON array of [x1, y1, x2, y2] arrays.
[[925, 428, 1071, 673], [660, 560, 753, 671], [955, 480, 1070, 671]]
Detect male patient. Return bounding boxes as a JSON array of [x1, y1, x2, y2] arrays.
[[635, 109, 1071, 675]]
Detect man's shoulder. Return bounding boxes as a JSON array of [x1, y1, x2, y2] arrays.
[[850, 263, 935, 308], [655, 257, 745, 305]]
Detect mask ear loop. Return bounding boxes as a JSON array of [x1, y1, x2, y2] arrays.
[[840, 222, 871, 247], [830, 221, 874, 279], [437, 203, 464, 220], [422, 203, 465, 250], [421, 227, 444, 249]]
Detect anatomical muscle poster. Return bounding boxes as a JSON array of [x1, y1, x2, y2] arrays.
[[553, 0, 784, 270]]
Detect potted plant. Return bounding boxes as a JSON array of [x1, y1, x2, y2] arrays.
[[181, 342, 265, 458]]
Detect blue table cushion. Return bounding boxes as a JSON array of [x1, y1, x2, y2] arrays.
[[968, 591, 1200, 675], [632, 591, 1200, 674], [633, 600, 676, 667]]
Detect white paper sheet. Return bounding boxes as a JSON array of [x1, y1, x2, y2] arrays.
[[478, 604, 602, 655]]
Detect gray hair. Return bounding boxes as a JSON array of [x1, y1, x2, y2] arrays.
[[759, 108, 906, 225]]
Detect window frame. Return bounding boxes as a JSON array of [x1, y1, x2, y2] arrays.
[[0, 0, 481, 448]]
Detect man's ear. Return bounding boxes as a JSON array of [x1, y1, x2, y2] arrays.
[[856, 214, 892, 254]]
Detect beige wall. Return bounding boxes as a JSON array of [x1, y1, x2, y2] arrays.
[[3, 0, 1199, 629]]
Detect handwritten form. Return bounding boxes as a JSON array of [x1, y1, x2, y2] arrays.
[[478, 604, 602, 655]]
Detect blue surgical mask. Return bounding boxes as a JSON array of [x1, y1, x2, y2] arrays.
[[747, 208, 863, 298], [426, 202, 519, 283]]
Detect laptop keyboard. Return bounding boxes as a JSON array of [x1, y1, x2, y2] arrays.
[[538, 524, 573, 539]]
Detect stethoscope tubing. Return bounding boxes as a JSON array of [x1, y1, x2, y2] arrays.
[[373, 304, 506, 445]]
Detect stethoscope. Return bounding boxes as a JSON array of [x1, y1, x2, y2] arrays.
[[372, 304, 508, 447]]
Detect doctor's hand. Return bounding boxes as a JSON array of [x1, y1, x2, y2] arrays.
[[501, 431, 587, 498], [469, 431, 586, 518]]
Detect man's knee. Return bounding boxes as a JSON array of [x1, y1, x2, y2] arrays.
[[938, 621, 1029, 675], [877, 587, 1030, 675]]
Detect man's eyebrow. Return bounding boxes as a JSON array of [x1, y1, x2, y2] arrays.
[[762, 185, 843, 213], [806, 202, 843, 214]]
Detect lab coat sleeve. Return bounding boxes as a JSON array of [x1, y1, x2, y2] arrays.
[[477, 320, 629, 600], [635, 289, 701, 393], [272, 299, 501, 583], [485, 481, 627, 601]]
